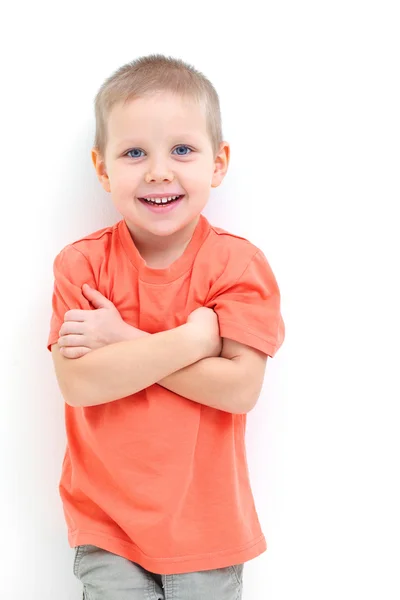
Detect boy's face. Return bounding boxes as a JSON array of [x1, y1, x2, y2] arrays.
[[92, 92, 229, 238]]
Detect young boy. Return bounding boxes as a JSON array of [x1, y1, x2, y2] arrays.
[[48, 54, 285, 600]]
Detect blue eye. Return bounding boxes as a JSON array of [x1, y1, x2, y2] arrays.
[[173, 145, 192, 156], [126, 148, 145, 158], [126, 145, 192, 158]]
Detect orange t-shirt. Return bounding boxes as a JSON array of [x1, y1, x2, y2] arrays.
[[47, 214, 285, 575]]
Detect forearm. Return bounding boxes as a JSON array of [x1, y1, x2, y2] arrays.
[[125, 326, 251, 413], [159, 356, 251, 414], [70, 324, 206, 408]]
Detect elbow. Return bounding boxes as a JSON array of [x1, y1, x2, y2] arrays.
[[66, 386, 93, 408], [62, 375, 88, 407], [241, 395, 258, 414], [65, 394, 81, 408], [52, 345, 88, 407], [55, 378, 81, 407], [231, 389, 259, 414], [245, 396, 259, 413], [241, 379, 264, 413], [62, 385, 83, 407]]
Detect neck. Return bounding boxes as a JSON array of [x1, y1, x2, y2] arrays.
[[127, 216, 200, 268]]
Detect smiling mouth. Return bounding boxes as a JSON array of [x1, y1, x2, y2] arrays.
[[138, 195, 184, 206]]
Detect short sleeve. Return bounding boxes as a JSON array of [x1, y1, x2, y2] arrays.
[[205, 250, 285, 358], [47, 246, 96, 352]]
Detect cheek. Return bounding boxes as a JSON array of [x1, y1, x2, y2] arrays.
[[110, 165, 139, 191], [109, 159, 212, 193], [182, 161, 213, 188]]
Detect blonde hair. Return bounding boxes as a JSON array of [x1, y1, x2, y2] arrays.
[[93, 54, 223, 159]]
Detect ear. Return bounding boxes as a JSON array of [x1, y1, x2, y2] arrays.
[[91, 147, 111, 193], [211, 141, 230, 188]]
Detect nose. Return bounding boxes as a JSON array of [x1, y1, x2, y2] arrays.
[[144, 157, 174, 184]]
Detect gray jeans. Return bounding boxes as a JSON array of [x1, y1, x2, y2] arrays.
[[73, 544, 244, 600]]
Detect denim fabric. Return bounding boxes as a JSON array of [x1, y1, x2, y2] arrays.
[[73, 544, 243, 600]]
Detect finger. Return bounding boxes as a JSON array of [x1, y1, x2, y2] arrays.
[[82, 285, 113, 309], [60, 346, 91, 359], [59, 321, 85, 336], [64, 309, 93, 322], [58, 334, 86, 347]]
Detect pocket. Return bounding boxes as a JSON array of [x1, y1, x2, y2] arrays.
[[73, 546, 85, 579], [228, 563, 244, 587], [73, 545, 96, 579]]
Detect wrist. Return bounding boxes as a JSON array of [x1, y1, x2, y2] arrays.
[[123, 323, 151, 342]]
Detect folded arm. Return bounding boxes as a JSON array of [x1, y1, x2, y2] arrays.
[[52, 323, 212, 409], [158, 338, 267, 413], [120, 325, 267, 413], [52, 309, 267, 414]]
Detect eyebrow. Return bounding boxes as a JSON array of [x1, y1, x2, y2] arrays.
[[115, 135, 204, 149]]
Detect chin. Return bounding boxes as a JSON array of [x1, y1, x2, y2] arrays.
[[146, 220, 186, 237]]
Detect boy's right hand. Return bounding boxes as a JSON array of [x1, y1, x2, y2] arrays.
[[186, 307, 222, 358]]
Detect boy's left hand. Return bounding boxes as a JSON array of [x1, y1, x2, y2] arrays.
[[58, 283, 143, 359]]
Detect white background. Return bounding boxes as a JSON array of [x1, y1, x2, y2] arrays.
[[1, 1, 399, 598]]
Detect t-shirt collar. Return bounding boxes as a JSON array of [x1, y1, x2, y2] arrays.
[[118, 214, 211, 284]]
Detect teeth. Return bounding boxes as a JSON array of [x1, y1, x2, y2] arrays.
[[142, 195, 180, 204]]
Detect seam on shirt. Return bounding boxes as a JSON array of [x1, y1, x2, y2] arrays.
[[64, 245, 97, 283], [70, 528, 264, 562], [204, 249, 260, 305], [209, 225, 254, 245], [68, 224, 115, 246]]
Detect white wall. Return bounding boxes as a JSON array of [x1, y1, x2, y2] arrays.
[[1, 1, 399, 598]]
